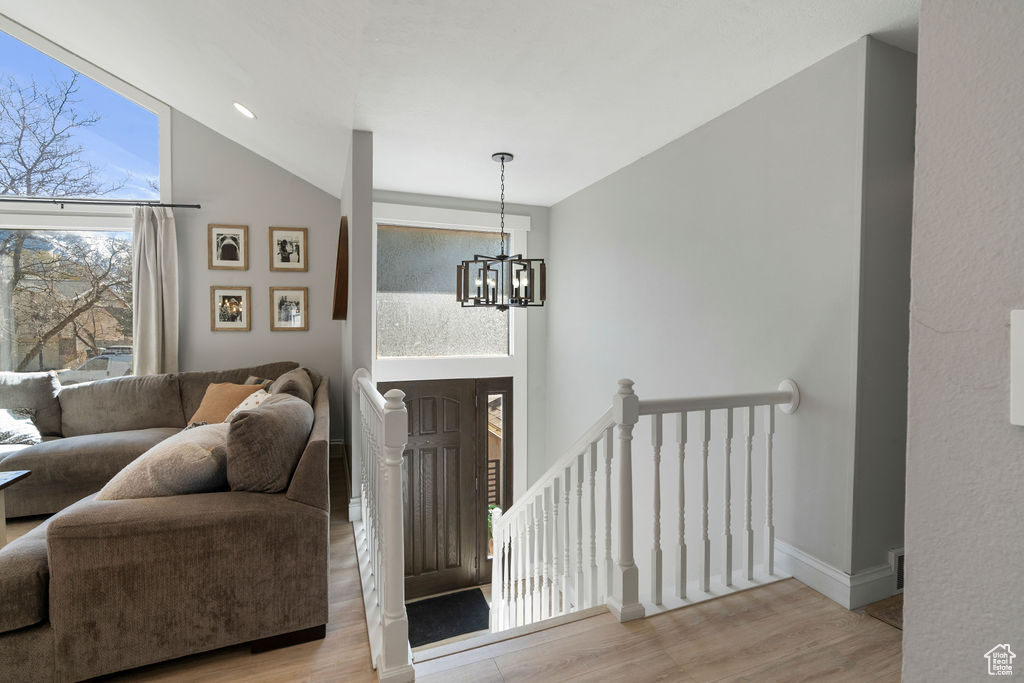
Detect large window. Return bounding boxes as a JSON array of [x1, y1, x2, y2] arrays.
[[0, 26, 163, 379], [0, 30, 159, 198], [0, 229, 132, 380], [377, 224, 509, 358]]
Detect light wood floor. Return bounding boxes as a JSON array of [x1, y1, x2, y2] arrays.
[[4, 466, 902, 682]]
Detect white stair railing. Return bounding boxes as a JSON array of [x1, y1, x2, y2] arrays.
[[490, 377, 800, 632], [352, 368, 414, 682]]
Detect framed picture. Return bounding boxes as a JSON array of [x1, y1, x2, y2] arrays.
[[270, 287, 308, 331], [269, 227, 308, 272], [208, 224, 248, 270], [210, 286, 251, 331]]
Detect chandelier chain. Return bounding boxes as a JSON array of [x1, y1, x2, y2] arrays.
[[499, 158, 506, 255]]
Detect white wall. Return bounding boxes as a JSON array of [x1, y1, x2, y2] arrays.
[[171, 110, 344, 436], [904, 1, 1024, 680], [544, 37, 914, 588]]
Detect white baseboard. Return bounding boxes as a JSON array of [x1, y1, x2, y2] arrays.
[[775, 540, 896, 609], [348, 497, 362, 522]]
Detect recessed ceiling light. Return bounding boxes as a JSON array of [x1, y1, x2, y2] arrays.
[[233, 102, 256, 119]]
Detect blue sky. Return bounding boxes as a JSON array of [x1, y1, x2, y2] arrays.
[[0, 30, 158, 199]]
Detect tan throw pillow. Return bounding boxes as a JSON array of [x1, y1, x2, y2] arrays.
[[97, 423, 230, 500], [226, 393, 314, 493], [225, 389, 270, 421], [189, 383, 264, 424], [268, 368, 314, 405]]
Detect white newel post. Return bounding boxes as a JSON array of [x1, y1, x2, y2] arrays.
[[608, 379, 645, 622], [379, 389, 413, 681]]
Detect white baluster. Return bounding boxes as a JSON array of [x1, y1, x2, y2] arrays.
[[700, 409, 711, 593], [588, 441, 599, 607], [675, 412, 688, 599], [552, 478, 562, 617], [562, 464, 572, 613], [609, 379, 644, 621], [765, 404, 776, 575], [603, 426, 614, 600], [575, 453, 585, 608], [723, 408, 734, 587], [532, 499, 540, 622], [651, 413, 664, 605], [518, 510, 527, 625], [541, 489, 551, 620], [744, 406, 755, 581], [490, 509, 503, 631]]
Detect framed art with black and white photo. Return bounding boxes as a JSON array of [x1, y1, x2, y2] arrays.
[[211, 286, 251, 331], [208, 224, 248, 270], [270, 287, 308, 331], [269, 227, 308, 272]]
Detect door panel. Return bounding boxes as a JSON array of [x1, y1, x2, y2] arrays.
[[380, 378, 477, 599]]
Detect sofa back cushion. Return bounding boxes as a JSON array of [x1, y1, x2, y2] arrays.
[[97, 423, 230, 500], [268, 368, 315, 405], [58, 374, 184, 437], [226, 393, 314, 493], [0, 371, 62, 436], [177, 361, 299, 421]]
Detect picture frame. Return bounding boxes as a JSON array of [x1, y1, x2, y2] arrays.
[[270, 287, 309, 331], [208, 224, 248, 270], [269, 227, 308, 272], [210, 286, 251, 331]]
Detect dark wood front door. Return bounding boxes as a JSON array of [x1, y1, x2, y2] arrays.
[[379, 378, 479, 599]]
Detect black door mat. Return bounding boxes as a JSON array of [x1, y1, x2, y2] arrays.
[[406, 588, 490, 648]]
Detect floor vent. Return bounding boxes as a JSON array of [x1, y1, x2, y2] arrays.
[[889, 548, 905, 593]]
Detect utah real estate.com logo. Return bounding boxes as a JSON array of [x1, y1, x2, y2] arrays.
[[985, 644, 1016, 676]]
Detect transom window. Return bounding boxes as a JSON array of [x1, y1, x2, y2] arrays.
[[376, 224, 510, 358]]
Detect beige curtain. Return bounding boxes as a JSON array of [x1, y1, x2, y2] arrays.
[[132, 206, 179, 375]]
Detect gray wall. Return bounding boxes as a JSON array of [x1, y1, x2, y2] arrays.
[[373, 189, 550, 483], [851, 41, 916, 573], [904, 1, 1024, 679], [544, 37, 913, 577], [171, 110, 344, 436]]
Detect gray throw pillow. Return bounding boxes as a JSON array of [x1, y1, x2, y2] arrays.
[[226, 393, 314, 493], [268, 368, 314, 405], [97, 423, 230, 500], [0, 408, 42, 445], [0, 371, 62, 436]]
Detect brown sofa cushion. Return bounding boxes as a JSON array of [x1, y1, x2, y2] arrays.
[[268, 368, 314, 405], [188, 383, 263, 424], [0, 519, 51, 633], [177, 361, 299, 421], [58, 374, 184, 437], [98, 423, 229, 500], [0, 371, 62, 436], [226, 393, 314, 493]]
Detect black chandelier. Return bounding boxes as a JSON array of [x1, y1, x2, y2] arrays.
[[456, 152, 546, 311]]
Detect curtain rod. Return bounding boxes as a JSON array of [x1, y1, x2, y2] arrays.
[[0, 197, 201, 209]]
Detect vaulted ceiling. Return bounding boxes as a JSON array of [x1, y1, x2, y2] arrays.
[[0, 1, 920, 205]]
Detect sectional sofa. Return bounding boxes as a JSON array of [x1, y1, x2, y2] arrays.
[[0, 362, 330, 681], [0, 361, 297, 518]]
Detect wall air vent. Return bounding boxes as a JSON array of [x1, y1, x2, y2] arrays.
[[889, 548, 905, 593]]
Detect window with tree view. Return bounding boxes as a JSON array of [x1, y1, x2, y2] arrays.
[[0, 29, 159, 379]]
